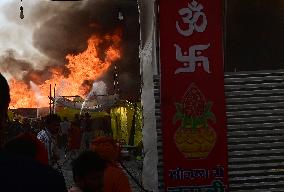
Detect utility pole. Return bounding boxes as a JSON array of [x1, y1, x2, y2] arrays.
[[53, 84, 56, 114], [49, 84, 52, 115]]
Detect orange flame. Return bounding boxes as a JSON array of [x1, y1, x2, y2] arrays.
[[8, 32, 121, 109]]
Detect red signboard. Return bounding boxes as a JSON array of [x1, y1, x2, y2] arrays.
[[159, 0, 228, 191]]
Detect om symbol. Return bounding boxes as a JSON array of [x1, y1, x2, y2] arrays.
[[176, 0, 207, 37]]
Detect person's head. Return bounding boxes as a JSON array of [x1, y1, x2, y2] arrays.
[[85, 112, 91, 120], [90, 136, 120, 162], [74, 114, 80, 121], [3, 133, 48, 165], [72, 120, 80, 128], [63, 117, 68, 121], [44, 114, 61, 135], [0, 73, 10, 126], [22, 118, 29, 124], [4, 133, 37, 159], [13, 117, 18, 121], [71, 151, 107, 192], [0, 73, 10, 146]]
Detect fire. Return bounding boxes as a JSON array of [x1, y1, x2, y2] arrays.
[[9, 80, 39, 108], [8, 32, 121, 109]]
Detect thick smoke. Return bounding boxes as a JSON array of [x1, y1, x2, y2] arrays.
[[0, 49, 66, 85], [0, 0, 140, 100], [0, 50, 32, 79]]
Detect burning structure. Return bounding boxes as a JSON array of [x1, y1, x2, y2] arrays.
[[10, 33, 121, 110], [0, 0, 140, 110]]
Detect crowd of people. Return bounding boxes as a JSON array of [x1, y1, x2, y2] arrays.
[[4, 109, 114, 166], [0, 73, 132, 192]]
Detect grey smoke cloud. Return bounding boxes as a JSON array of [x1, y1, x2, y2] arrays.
[[0, 0, 140, 100], [0, 50, 32, 78]]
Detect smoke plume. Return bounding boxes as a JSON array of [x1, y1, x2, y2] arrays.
[[0, 0, 140, 101]]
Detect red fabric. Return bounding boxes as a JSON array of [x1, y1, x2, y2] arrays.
[[104, 164, 132, 192]]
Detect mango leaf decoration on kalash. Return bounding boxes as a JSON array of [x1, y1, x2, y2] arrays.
[[173, 83, 217, 159]]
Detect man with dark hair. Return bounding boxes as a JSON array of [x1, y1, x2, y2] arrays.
[[37, 114, 61, 165], [0, 73, 67, 192], [69, 151, 107, 192]]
